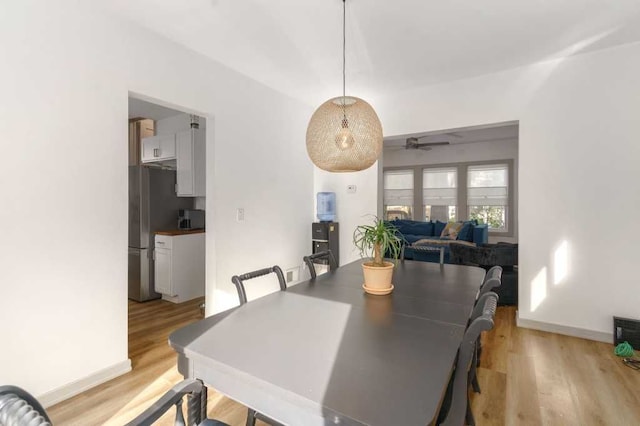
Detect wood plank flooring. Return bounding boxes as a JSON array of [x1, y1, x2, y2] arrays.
[[48, 301, 640, 425]]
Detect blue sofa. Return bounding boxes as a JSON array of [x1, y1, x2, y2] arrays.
[[388, 219, 489, 264]]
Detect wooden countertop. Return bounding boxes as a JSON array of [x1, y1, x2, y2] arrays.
[[155, 229, 205, 236]]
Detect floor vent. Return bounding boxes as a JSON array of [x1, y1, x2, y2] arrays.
[[614, 316, 640, 349]]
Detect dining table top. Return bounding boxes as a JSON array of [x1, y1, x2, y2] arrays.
[[169, 260, 486, 426]]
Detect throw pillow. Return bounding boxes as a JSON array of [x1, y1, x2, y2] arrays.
[[441, 222, 463, 239], [457, 222, 474, 242], [433, 220, 447, 237]]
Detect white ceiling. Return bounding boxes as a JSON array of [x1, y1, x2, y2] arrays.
[[384, 122, 518, 148], [105, 1, 640, 105]]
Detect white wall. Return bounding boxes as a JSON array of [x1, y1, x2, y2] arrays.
[[375, 41, 640, 340], [313, 165, 379, 266], [0, 0, 313, 402], [384, 138, 518, 168], [384, 138, 519, 243], [155, 113, 205, 134]]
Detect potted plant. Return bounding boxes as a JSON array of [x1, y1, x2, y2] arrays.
[[353, 216, 405, 294]]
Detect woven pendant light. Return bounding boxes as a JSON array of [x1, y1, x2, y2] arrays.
[[306, 0, 383, 173]]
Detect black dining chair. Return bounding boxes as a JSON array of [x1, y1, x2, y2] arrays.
[[468, 292, 500, 395], [0, 385, 51, 425], [231, 265, 287, 305], [0, 381, 229, 426], [303, 250, 337, 279], [231, 266, 286, 426], [479, 265, 503, 297], [125, 379, 229, 426], [473, 266, 502, 369], [438, 292, 498, 426]]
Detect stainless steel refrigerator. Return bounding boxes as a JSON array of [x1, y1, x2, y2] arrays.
[[128, 165, 193, 301]]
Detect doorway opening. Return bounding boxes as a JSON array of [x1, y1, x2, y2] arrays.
[[380, 121, 520, 307], [127, 94, 210, 362]]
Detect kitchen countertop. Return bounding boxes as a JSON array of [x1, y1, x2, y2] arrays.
[[155, 229, 205, 236]]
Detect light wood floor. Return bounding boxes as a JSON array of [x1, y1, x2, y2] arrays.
[[48, 300, 640, 425]]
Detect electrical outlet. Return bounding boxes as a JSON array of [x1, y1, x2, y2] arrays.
[[236, 208, 244, 222], [347, 184, 357, 193], [285, 267, 300, 283]]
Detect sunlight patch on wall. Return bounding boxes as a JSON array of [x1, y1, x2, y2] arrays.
[[531, 266, 548, 312], [211, 287, 242, 315], [554, 240, 569, 285]]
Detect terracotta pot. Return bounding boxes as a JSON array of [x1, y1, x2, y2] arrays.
[[362, 261, 394, 291]]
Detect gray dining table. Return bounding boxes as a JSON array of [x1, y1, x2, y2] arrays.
[[169, 260, 486, 426]]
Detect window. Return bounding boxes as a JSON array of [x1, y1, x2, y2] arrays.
[[423, 167, 457, 222], [467, 164, 508, 231], [382, 160, 514, 236], [383, 170, 413, 220]]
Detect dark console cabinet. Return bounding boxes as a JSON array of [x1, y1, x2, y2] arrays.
[[312, 222, 339, 269]]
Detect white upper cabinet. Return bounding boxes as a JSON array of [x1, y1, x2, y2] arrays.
[[176, 128, 206, 197], [141, 134, 176, 163]]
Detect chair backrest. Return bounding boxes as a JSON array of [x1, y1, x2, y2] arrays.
[[231, 265, 286, 305], [303, 250, 337, 279], [125, 379, 213, 426], [479, 265, 503, 296], [0, 386, 51, 426], [440, 293, 498, 426]]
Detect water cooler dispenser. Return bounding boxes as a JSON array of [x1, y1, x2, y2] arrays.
[[312, 192, 339, 270]]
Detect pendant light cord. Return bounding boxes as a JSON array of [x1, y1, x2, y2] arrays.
[[342, 0, 346, 101]]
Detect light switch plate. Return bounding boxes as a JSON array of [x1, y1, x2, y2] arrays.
[[236, 208, 244, 222], [347, 185, 357, 193]]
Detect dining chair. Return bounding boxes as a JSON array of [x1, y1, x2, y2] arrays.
[[231, 265, 287, 305], [0, 385, 51, 425], [468, 292, 499, 394], [438, 292, 498, 426], [231, 266, 286, 426], [0, 381, 229, 426], [125, 379, 229, 426], [303, 250, 337, 279], [474, 266, 502, 369], [479, 265, 503, 296]]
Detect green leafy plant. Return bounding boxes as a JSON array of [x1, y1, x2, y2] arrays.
[[353, 216, 405, 267]]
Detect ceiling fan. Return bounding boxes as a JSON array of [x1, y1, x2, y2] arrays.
[[387, 132, 462, 151]]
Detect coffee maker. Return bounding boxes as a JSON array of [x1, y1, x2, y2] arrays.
[[178, 209, 205, 230]]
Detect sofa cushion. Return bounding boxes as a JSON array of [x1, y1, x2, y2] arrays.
[[433, 221, 447, 237], [405, 221, 434, 237], [457, 221, 474, 242], [403, 234, 426, 244]]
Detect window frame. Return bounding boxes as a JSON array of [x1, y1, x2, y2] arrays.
[[467, 163, 510, 232], [382, 169, 415, 220], [422, 166, 458, 222], [382, 159, 515, 237]]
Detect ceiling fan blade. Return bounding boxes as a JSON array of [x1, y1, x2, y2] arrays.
[[445, 132, 463, 138], [418, 141, 450, 147]]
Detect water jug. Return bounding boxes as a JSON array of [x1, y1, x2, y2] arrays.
[[317, 192, 336, 222]]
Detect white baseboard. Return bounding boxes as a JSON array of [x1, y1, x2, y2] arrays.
[[38, 359, 132, 408], [517, 315, 612, 344]]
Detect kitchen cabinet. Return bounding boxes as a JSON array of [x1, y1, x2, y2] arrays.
[[141, 133, 176, 163], [154, 232, 205, 303], [154, 248, 173, 296], [176, 128, 206, 197]]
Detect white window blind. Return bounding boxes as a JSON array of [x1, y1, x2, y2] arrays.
[[467, 164, 508, 206], [423, 168, 457, 206], [384, 170, 414, 205]]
